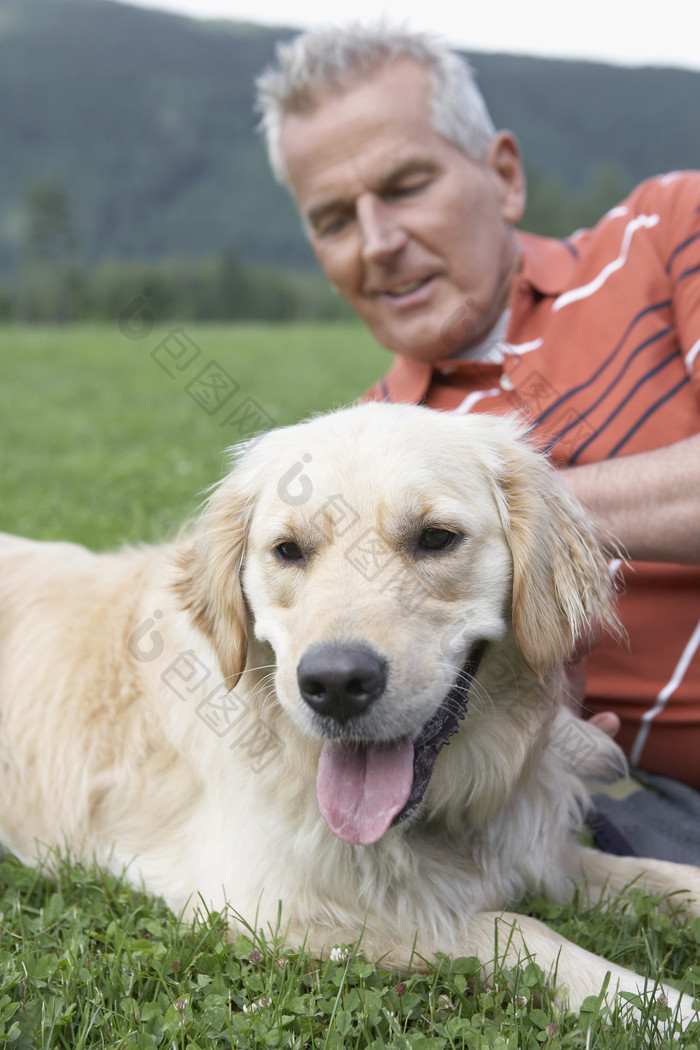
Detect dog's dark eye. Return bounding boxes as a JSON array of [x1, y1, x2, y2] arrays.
[[274, 541, 305, 563], [418, 528, 459, 553]]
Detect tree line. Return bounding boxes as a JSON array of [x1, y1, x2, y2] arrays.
[[0, 183, 348, 324], [1, 166, 629, 325]]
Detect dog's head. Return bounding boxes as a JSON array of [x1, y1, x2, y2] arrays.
[[174, 403, 618, 845]]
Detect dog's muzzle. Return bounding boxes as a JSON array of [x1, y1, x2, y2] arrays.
[[303, 640, 487, 846]]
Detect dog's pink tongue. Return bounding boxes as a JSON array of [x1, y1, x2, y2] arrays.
[[316, 737, 414, 845]]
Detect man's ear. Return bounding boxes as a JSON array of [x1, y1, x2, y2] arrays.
[[171, 476, 250, 687], [485, 131, 526, 226], [491, 434, 620, 679]]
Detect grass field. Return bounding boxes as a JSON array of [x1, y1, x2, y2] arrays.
[[0, 323, 699, 1049], [0, 321, 388, 547]]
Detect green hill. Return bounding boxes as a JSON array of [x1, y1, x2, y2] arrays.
[[1, 0, 699, 278]]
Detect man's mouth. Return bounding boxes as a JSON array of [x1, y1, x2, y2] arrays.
[[380, 275, 435, 300], [315, 642, 486, 846], [385, 278, 428, 297]]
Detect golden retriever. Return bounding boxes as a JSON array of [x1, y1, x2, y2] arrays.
[[0, 402, 698, 1023]]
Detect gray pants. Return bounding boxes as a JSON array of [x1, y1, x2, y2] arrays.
[[589, 768, 700, 864]]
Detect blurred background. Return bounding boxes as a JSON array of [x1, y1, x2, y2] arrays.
[[2, 0, 700, 546], [2, 0, 700, 325]]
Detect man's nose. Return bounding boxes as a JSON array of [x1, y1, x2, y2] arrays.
[[357, 195, 408, 262]]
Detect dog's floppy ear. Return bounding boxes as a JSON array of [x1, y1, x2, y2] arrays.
[[171, 474, 252, 686], [492, 433, 620, 679]]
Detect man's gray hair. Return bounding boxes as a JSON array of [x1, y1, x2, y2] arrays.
[[256, 22, 496, 186]]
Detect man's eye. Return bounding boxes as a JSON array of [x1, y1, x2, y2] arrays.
[[316, 213, 351, 238], [386, 180, 429, 200], [417, 528, 460, 553], [274, 541, 306, 563]]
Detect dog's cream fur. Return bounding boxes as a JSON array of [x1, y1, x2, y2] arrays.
[[0, 403, 698, 1022]]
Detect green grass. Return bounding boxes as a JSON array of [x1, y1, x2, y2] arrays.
[[1, 323, 699, 1048], [1, 852, 699, 1049], [0, 321, 388, 546]]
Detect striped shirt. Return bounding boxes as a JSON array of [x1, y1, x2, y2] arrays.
[[363, 172, 700, 788]]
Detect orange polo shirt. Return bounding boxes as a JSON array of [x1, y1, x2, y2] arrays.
[[364, 172, 700, 788]]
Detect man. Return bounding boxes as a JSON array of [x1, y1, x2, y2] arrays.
[[255, 24, 700, 856]]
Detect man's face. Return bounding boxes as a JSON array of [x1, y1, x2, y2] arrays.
[[281, 59, 526, 364]]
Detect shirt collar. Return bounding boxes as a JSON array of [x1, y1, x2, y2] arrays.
[[516, 229, 580, 296], [380, 230, 579, 403]]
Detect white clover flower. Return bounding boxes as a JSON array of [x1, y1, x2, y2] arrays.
[[243, 997, 271, 1014], [330, 945, 351, 962]]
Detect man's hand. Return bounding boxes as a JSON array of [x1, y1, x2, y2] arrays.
[[589, 711, 621, 738]]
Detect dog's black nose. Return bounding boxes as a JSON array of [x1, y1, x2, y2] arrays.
[[297, 644, 387, 724]]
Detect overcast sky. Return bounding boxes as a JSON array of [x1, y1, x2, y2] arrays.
[[110, 0, 700, 72]]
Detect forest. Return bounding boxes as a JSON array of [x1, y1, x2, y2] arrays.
[[1, 0, 699, 321]]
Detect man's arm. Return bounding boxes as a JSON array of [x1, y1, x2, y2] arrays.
[[561, 433, 700, 565]]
